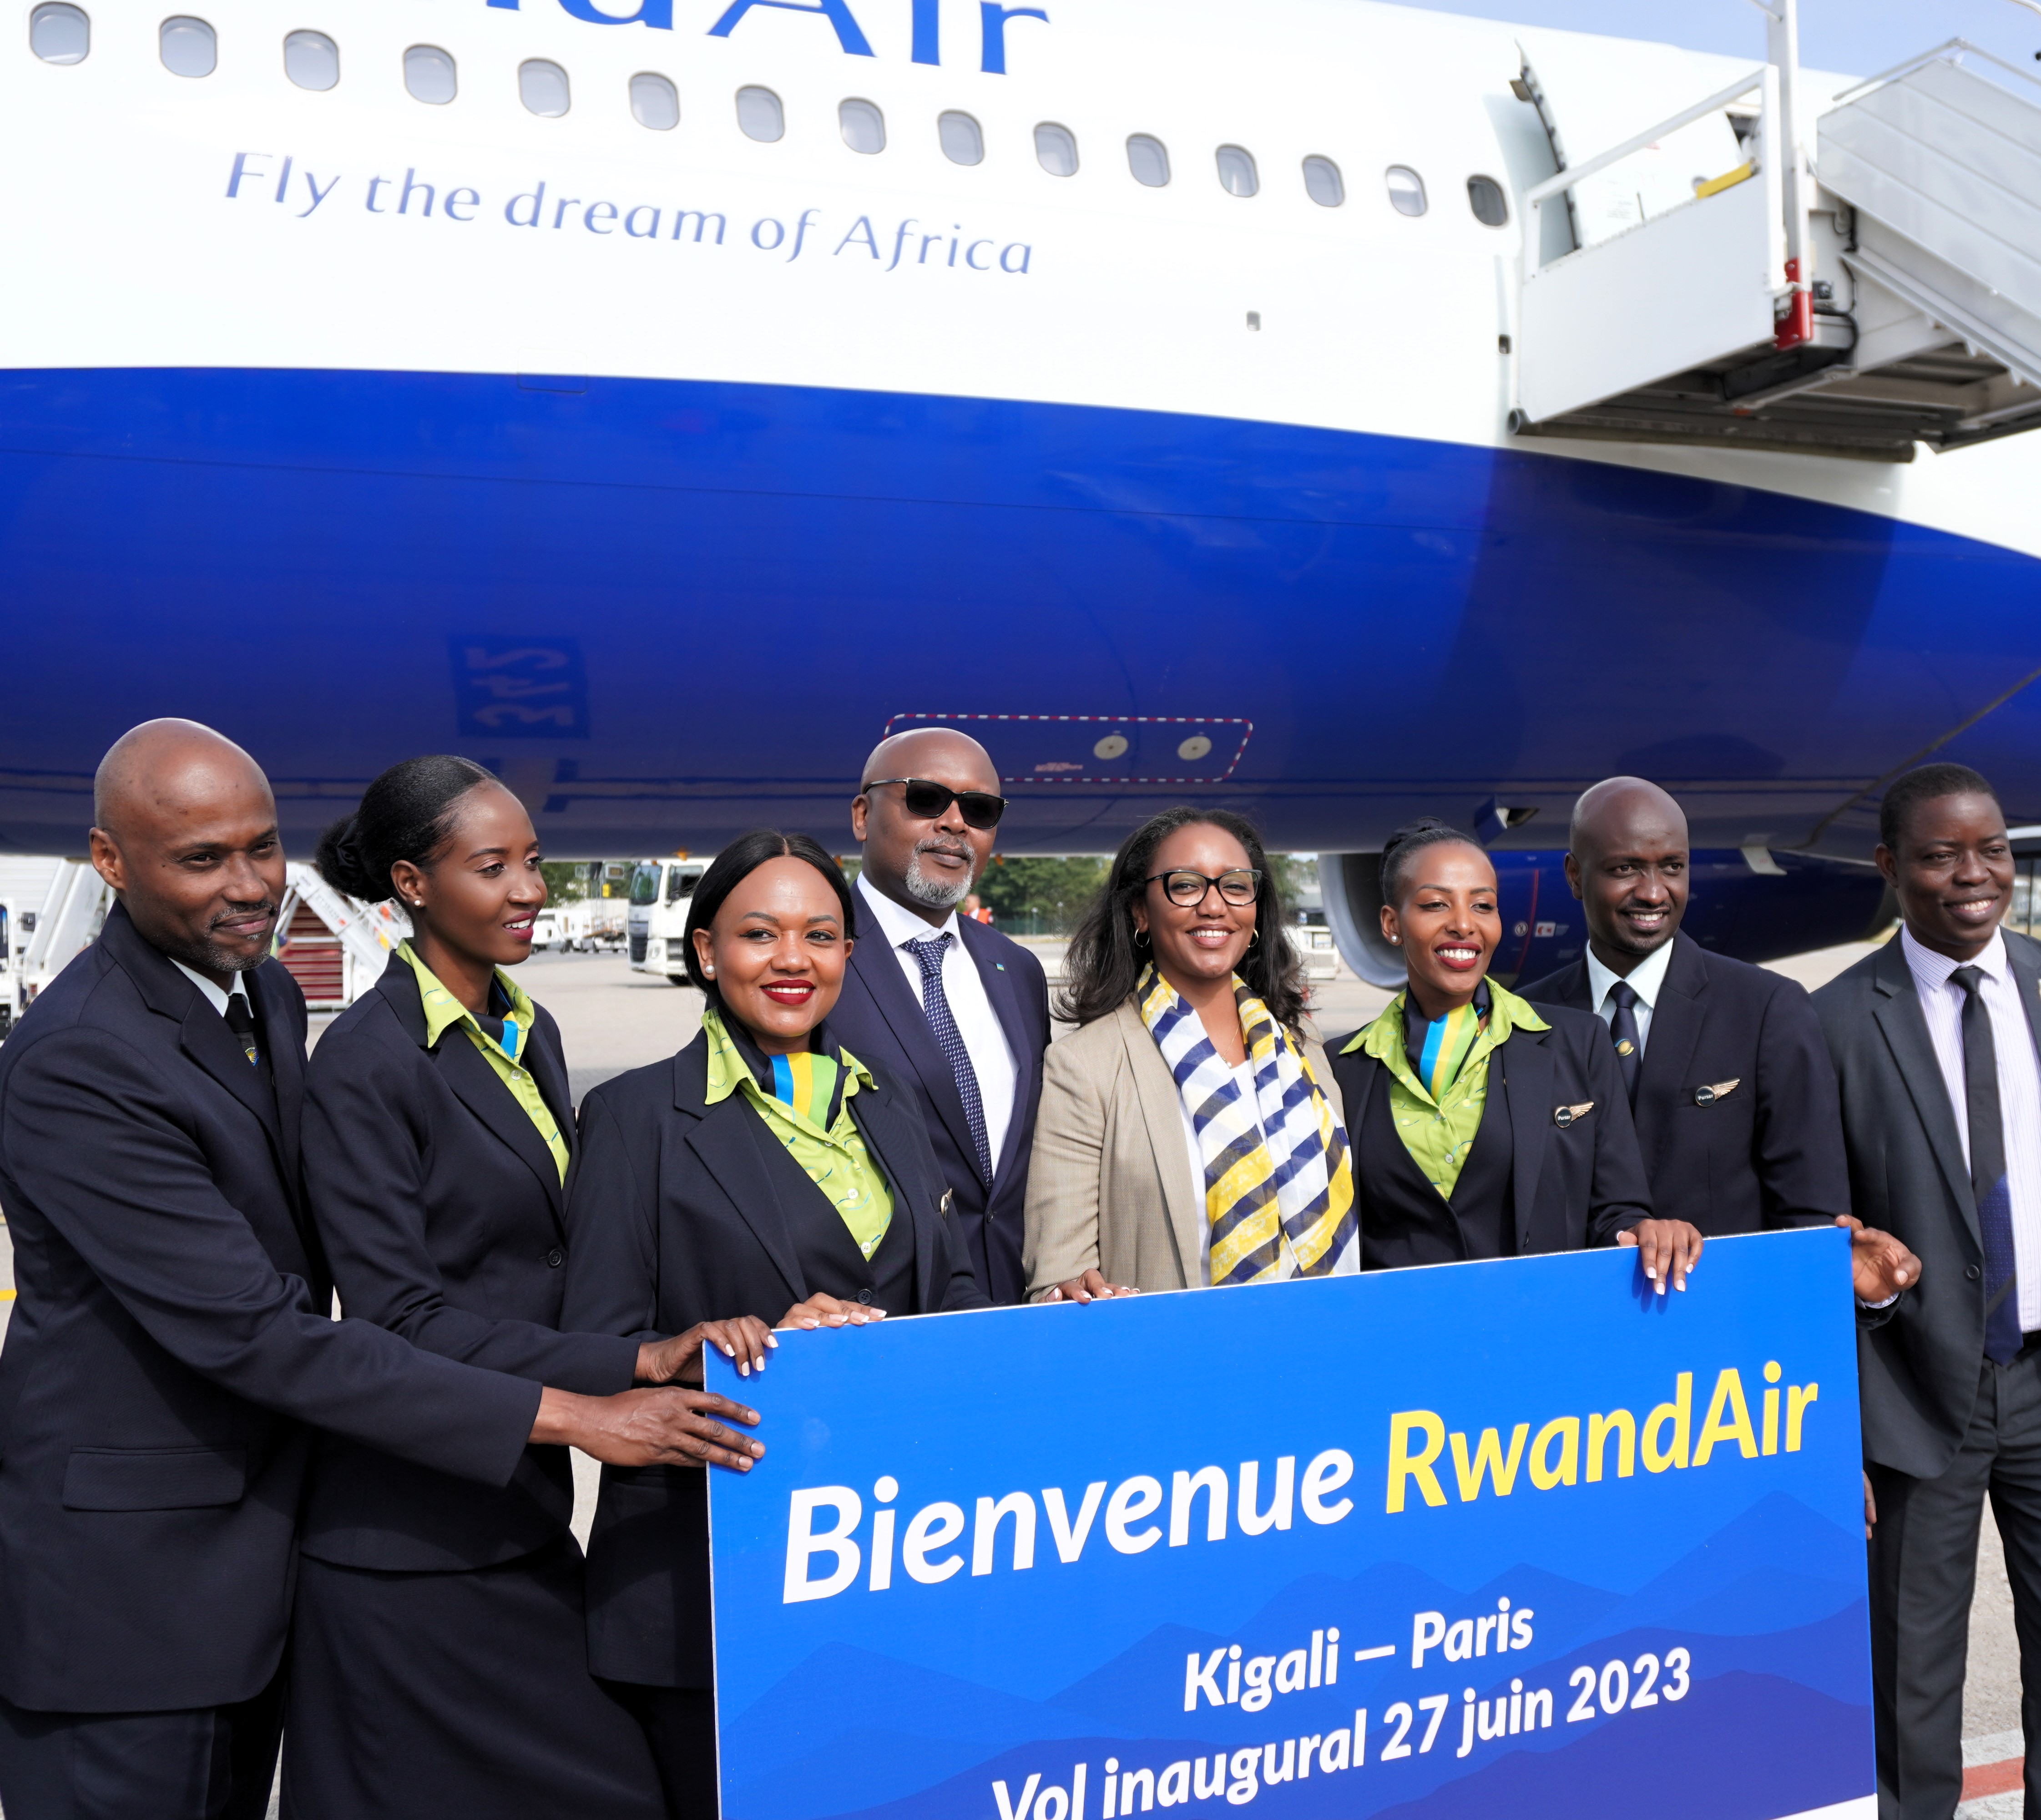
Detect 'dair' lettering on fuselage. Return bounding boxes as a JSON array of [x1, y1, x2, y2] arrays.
[[1384, 1363, 1820, 1514], [484, 0, 1051, 73]]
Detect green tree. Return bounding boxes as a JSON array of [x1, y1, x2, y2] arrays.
[[974, 856, 1111, 933]]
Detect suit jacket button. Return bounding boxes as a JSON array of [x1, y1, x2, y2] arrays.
[[1968, 1264, 1983, 1281], [547, 1247, 565, 1269], [858, 1288, 873, 1304]]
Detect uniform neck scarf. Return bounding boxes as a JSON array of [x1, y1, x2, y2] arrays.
[[1136, 965, 1357, 1284]]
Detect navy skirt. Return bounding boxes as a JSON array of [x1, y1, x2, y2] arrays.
[[280, 1537, 665, 1820]]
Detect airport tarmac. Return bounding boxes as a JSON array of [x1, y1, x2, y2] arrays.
[[0, 936, 2024, 1814]]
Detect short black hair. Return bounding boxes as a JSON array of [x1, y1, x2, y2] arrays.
[[1380, 817, 1486, 906], [1878, 763, 2001, 853], [1058, 806, 1306, 1031], [681, 829, 857, 1000], [314, 754, 495, 902]]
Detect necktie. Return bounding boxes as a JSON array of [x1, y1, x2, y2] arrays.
[[1608, 981, 1642, 1106], [905, 933, 993, 1187], [1952, 965, 2023, 1364], [224, 989, 261, 1068]]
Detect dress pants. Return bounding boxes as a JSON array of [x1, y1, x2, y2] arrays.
[[0, 1674, 282, 1820], [603, 1681, 719, 1820], [1868, 1347, 2041, 1820]]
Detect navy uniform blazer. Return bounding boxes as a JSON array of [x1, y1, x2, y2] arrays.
[[1522, 931, 1851, 1236], [0, 904, 538, 1714], [1328, 1000, 1652, 1266], [828, 906, 1049, 1304], [1814, 928, 2041, 1479], [297, 956, 641, 1573], [561, 1026, 988, 1686]]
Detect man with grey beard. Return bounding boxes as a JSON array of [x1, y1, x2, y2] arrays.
[[830, 728, 1049, 1303]]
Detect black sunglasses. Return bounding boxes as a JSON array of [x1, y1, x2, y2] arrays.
[[863, 777, 1009, 831]]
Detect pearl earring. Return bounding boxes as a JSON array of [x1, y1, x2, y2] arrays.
[[1389, 935, 1400, 945]]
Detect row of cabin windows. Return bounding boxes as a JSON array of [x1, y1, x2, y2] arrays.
[[27, 5, 1510, 224]]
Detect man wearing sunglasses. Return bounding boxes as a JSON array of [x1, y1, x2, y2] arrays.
[[832, 728, 1050, 1304]]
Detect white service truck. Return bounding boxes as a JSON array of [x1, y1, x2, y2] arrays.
[[627, 857, 709, 983]]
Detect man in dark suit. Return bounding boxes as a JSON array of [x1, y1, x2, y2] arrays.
[[1522, 775, 1853, 1235], [827, 728, 1049, 1304], [0, 721, 759, 1820], [1815, 762, 2041, 1820]]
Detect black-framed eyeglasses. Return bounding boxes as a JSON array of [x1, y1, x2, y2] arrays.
[[1146, 868, 1262, 907], [863, 777, 1008, 831]]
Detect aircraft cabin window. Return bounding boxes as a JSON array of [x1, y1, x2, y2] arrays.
[[1467, 174, 1509, 226], [1385, 164, 1427, 216], [159, 16, 214, 78], [737, 85, 783, 142], [30, 4, 89, 64], [939, 111, 983, 165], [283, 30, 337, 92], [1303, 155, 1344, 207], [1034, 122, 1077, 177], [404, 44, 455, 105], [520, 59, 569, 117], [1126, 134, 1169, 187], [1215, 145, 1258, 197], [839, 97, 884, 153], [631, 72, 678, 131]]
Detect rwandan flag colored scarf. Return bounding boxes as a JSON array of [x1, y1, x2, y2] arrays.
[[1137, 965, 1357, 1285]]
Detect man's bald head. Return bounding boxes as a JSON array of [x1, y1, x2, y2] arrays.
[[1570, 776, 1687, 860], [852, 727, 1005, 926], [89, 720, 285, 985], [858, 727, 999, 794], [94, 720, 269, 841], [1564, 776, 1691, 968]]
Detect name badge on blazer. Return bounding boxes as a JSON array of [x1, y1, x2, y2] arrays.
[[1553, 1102, 1594, 1128], [1693, 1078, 1742, 1107]]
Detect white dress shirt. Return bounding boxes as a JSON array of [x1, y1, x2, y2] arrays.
[[1902, 925, 2041, 1332], [171, 958, 250, 1020], [1584, 938, 1677, 1055], [855, 872, 1019, 1172]]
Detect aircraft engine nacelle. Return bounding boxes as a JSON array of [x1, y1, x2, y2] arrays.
[[1318, 850, 1892, 990]]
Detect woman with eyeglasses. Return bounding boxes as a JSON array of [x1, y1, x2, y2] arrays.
[[1024, 807, 1356, 1300], [831, 728, 1051, 1307], [1328, 818, 1700, 1285], [562, 829, 988, 1815]]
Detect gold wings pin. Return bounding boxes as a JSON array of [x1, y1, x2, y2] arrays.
[[1693, 1079, 1742, 1107], [1552, 1102, 1595, 1127]]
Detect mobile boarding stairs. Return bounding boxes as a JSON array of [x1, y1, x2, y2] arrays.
[[1511, 4, 2041, 461]]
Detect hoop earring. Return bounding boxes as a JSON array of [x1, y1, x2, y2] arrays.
[[1134, 928, 1151, 950], [1248, 928, 1260, 949]]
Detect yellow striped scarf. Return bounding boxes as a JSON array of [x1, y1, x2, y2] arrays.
[[1136, 966, 1357, 1285]]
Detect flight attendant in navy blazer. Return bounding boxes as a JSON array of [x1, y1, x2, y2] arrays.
[[565, 830, 987, 1817], [828, 727, 1050, 1304], [284, 757, 766, 1820]]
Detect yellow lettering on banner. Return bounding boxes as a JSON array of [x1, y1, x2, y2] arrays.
[[1386, 1412, 1448, 1513], [1528, 1417, 1580, 1490], [1692, 1368, 1759, 1466], [1642, 1373, 1693, 1473], [1450, 1424, 1530, 1501], [1786, 1382, 1819, 1451], [1585, 1410, 1635, 1482]]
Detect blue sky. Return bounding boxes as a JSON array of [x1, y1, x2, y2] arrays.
[[1389, 0, 2041, 79]]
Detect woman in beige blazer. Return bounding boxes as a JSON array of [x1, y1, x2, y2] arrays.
[[1024, 808, 1354, 1300]]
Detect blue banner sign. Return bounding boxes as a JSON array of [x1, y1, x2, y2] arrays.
[[708, 1229, 1873, 1820]]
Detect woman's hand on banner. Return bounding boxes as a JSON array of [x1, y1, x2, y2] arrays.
[[637, 1318, 777, 1385], [1617, 1218, 1704, 1294], [1047, 1269, 1139, 1304], [778, 1293, 887, 1330]]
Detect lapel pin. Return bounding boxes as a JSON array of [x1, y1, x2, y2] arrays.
[[995, 963, 1005, 971], [1553, 1102, 1595, 1127], [1694, 1078, 1741, 1107], [1615, 1038, 1636, 1057]]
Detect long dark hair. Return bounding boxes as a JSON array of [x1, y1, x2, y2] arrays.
[[681, 829, 858, 1002], [1059, 807, 1306, 1031], [314, 754, 495, 902]]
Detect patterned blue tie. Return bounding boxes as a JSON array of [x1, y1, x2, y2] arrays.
[[906, 933, 993, 1187]]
